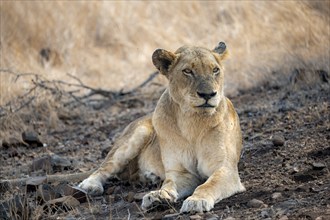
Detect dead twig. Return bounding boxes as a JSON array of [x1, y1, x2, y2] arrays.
[[0, 84, 38, 117], [123, 71, 159, 95], [0, 69, 160, 116], [0, 68, 40, 82]]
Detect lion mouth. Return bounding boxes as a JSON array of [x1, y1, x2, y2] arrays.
[[197, 103, 216, 108]]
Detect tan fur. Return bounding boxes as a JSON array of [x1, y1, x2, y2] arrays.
[[79, 43, 245, 213]]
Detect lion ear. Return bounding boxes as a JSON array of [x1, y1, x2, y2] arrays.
[[152, 49, 176, 76], [213, 42, 229, 61]]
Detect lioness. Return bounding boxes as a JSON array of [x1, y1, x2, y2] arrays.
[[79, 42, 245, 213]]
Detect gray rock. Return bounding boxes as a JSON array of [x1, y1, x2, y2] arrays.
[[22, 131, 43, 147], [260, 207, 275, 219], [273, 199, 298, 216], [275, 199, 298, 209], [248, 199, 267, 208], [31, 155, 52, 172], [261, 210, 270, 218], [312, 162, 326, 170], [162, 213, 181, 220], [271, 192, 282, 200], [190, 214, 202, 219], [51, 154, 72, 170], [223, 217, 235, 220], [278, 216, 289, 220], [125, 191, 135, 203], [272, 135, 285, 147]]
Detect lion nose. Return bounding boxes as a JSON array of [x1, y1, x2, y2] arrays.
[[197, 91, 217, 101]]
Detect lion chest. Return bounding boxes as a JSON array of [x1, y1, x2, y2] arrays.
[[156, 120, 226, 179], [195, 133, 226, 178]]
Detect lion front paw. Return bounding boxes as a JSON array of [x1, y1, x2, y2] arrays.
[[78, 177, 104, 196], [180, 196, 214, 213], [141, 189, 176, 210]]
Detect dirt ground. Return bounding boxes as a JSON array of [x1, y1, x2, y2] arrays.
[[0, 69, 329, 220]]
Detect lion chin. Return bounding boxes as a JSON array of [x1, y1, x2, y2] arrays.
[[78, 42, 245, 214], [192, 98, 221, 116], [194, 105, 217, 116]]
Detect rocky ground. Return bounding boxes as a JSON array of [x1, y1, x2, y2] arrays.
[[0, 69, 329, 220]]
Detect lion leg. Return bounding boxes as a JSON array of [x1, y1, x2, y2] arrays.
[[141, 169, 202, 210], [180, 165, 245, 213], [78, 115, 154, 195], [138, 138, 165, 186]]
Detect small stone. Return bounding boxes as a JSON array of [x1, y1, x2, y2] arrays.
[[22, 131, 43, 147], [279, 216, 288, 220], [51, 154, 72, 171], [223, 217, 235, 220], [51, 154, 71, 167], [190, 214, 202, 219], [272, 135, 285, 147], [275, 199, 298, 210], [26, 176, 47, 192], [162, 213, 181, 220], [292, 166, 300, 173], [312, 162, 326, 170], [295, 185, 310, 192], [271, 192, 282, 200], [261, 209, 270, 218], [293, 172, 316, 183], [64, 216, 76, 220], [125, 191, 135, 203], [31, 155, 52, 172], [247, 199, 267, 208]]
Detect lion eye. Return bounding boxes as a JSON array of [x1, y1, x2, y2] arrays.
[[183, 68, 193, 76], [213, 67, 220, 75]]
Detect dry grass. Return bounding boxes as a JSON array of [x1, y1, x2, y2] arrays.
[[1, 1, 329, 104]]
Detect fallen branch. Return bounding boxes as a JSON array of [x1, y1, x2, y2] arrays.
[[0, 170, 94, 193], [0, 69, 160, 116]]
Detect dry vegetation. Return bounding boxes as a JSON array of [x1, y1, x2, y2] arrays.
[[1, 1, 329, 99], [0, 1, 329, 220]]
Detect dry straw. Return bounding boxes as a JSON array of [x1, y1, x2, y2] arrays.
[[1, 1, 329, 104]]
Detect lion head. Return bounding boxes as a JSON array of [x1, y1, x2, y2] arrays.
[[152, 42, 229, 115]]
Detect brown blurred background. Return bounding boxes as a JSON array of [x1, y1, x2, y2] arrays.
[[1, 1, 329, 104]]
